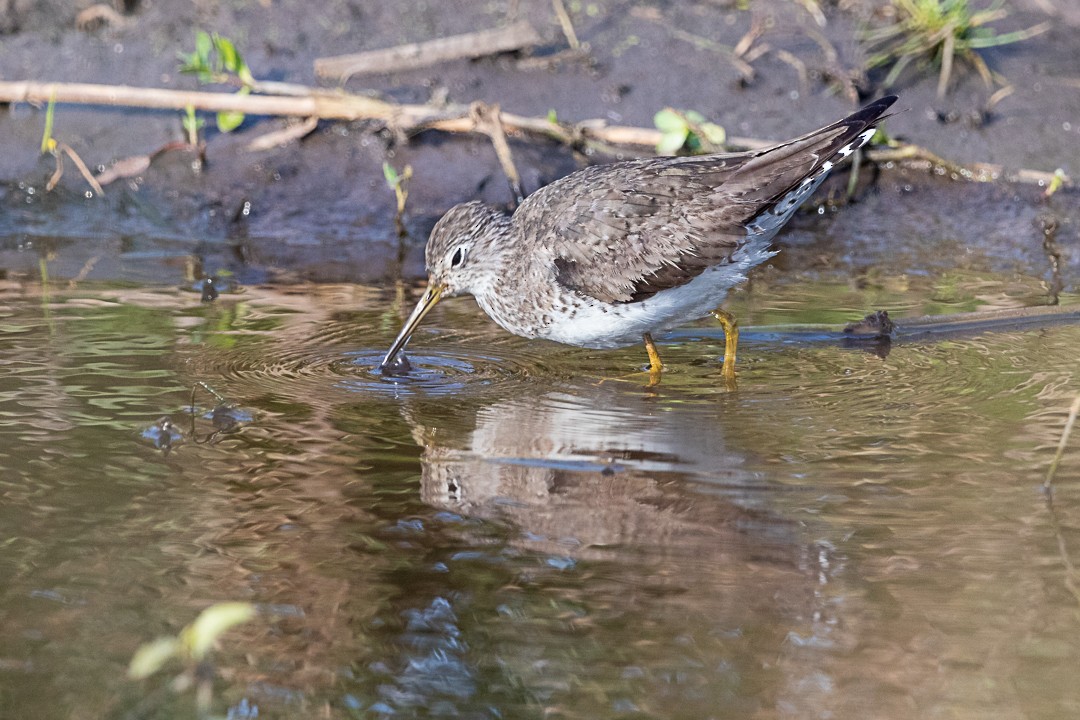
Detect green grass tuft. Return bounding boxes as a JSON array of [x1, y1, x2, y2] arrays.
[[863, 0, 1049, 98]]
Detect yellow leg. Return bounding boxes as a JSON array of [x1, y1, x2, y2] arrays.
[[713, 309, 739, 383], [643, 332, 664, 385]]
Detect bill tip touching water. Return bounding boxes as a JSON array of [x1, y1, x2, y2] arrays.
[[380, 95, 899, 381], [379, 348, 413, 376]]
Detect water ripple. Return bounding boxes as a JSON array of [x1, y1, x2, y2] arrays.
[[196, 338, 554, 403]]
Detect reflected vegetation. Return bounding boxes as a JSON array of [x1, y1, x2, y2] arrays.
[[2, 273, 1080, 719]]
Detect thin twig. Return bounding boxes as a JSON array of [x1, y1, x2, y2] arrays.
[[46, 151, 64, 192], [732, 19, 764, 59], [59, 143, 105, 195], [47, 141, 105, 195], [75, 3, 129, 31], [473, 103, 524, 206], [986, 84, 1014, 113], [661, 25, 755, 82], [551, 0, 580, 50], [793, 0, 826, 27], [772, 48, 809, 93], [314, 20, 542, 80], [245, 115, 319, 151], [68, 255, 102, 287], [865, 143, 1067, 187], [938, 29, 955, 99]]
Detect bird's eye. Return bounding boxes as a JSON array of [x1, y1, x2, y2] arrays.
[[450, 246, 467, 268]]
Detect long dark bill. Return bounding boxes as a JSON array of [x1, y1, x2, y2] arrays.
[[379, 283, 445, 370]]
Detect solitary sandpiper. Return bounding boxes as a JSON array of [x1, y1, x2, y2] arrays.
[[381, 95, 897, 382]]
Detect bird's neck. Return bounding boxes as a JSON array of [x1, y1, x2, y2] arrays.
[[472, 218, 514, 286]]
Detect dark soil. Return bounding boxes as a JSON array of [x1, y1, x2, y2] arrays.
[[0, 0, 1077, 286]]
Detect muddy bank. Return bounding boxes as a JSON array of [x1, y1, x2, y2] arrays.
[[0, 0, 1077, 286]]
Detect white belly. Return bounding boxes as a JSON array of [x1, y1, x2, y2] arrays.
[[537, 243, 778, 349]]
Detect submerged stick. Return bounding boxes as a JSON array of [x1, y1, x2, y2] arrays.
[[314, 20, 542, 80], [1045, 393, 1080, 491]]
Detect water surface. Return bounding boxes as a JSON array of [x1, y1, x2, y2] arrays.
[[2, 272, 1079, 719]]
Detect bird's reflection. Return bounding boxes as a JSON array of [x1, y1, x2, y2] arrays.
[[387, 380, 849, 717], [405, 381, 794, 562]]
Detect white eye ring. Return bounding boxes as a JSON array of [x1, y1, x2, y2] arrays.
[[450, 246, 468, 268]]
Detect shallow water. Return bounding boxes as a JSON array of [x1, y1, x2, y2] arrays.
[[2, 271, 1080, 720]]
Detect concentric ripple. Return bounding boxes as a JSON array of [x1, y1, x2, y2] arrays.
[[334, 349, 543, 397], [188, 337, 556, 406]]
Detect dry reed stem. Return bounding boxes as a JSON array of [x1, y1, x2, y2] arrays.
[[314, 20, 542, 80], [0, 80, 1069, 190]]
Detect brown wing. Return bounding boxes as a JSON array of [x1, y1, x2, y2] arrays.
[[515, 96, 897, 304]]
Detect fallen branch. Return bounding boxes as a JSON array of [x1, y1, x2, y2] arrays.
[[0, 80, 405, 122], [0, 79, 1069, 189], [314, 20, 542, 80], [0, 79, 771, 150]]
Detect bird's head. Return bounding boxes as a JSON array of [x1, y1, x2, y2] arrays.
[[380, 201, 511, 370], [423, 201, 511, 298]]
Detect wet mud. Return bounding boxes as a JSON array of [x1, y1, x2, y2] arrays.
[[0, 0, 1077, 286]]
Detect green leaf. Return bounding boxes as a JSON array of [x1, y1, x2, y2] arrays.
[[182, 105, 204, 132], [178, 47, 213, 82], [653, 108, 687, 134], [656, 128, 689, 154], [546, 109, 558, 124], [211, 33, 255, 86], [177, 51, 196, 74], [179, 602, 256, 661], [181, 31, 254, 86], [1045, 168, 1066, 197], [128, 637, 180, 679], [40, 92, 57, 155], [699, 121, 726, 146], [683, 109, 707, 124], [382, 162, 400, 187], [216, 86, 249, 133], [216, 110, 245, 133], [237, 62, 256, 88], [214, 34, 241, 74], [195, 30, 212, 63]]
